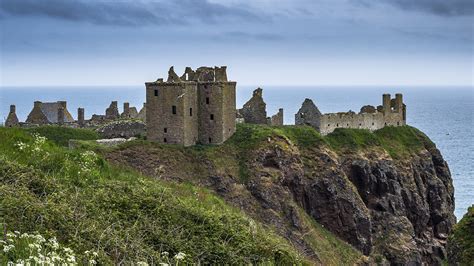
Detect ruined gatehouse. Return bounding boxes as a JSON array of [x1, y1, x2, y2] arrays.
[[145, 66, 236, 146]]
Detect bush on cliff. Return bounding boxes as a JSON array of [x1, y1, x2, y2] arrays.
[[0, 128, 303, 265], [448, 206, 474, 265]]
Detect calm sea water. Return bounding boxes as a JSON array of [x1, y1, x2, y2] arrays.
[[1, 86, 472, 220]]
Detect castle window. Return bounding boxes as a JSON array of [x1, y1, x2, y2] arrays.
[[164, 128, 167, 133], [154, 89, 158, 97], [206, 97, 210, 104], [359, 123, 362, 126], [210, 114, 214, 120], [163, 138, 167, 143], [397, 122, 400, 125], [336, 123, 339, 127], [328, 124, 330, 126], [190, 108, 193, 116], [384, 122, 387, 126], [372, 122, 374, 126], [172, 105, 177, 114], [347, 123, 349, 126], [209, 137, 212, 143]]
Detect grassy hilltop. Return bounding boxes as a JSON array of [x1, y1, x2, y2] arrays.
[[0, 124, 440, 264]]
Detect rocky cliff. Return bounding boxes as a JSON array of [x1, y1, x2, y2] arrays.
[[106, 124, 456, 264]]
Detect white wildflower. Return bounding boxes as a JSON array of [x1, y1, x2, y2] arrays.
[[174, 252, 186, 260], [159, 263, 169, 266], [89, 259, 97, 265], [137, 262, 149, 266], [3, 244, 14, 252]]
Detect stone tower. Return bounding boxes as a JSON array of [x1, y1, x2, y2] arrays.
[[5, 105, 19, 127], [146, 66, 236, 146]]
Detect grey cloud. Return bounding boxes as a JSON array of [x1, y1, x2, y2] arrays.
[[355, 0, 474, 16], [215, 31, 284, 41], [0, 0, 263, 26]]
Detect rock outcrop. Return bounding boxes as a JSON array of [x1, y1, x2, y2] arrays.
[[105, 125, 455, 264]]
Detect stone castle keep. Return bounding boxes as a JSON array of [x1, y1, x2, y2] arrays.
[[145, 66, 236, 146], [4, 65, 407, 145]]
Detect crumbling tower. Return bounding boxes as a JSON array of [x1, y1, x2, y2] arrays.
[[5, 105, 20, 127], [78, 108, 85, 127]]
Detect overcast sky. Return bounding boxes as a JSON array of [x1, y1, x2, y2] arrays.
[[0, 0, 472, 86]]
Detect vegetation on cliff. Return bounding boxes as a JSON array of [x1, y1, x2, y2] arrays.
[[0, 128, 304, 264], [448, 206, 474, 265], [0, 124, 451, 264]]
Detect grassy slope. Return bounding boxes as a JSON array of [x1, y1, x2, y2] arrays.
[[0, 124, 433, 264], [0, 128, 303, 265], [448, 206, 474, 265]]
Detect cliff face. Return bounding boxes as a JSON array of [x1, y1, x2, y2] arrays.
[[106, 125, 456, 264]]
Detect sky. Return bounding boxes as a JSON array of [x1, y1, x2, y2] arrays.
[[0, 0, 472, 86]]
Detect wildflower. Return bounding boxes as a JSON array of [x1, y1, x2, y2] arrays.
[[161, 251, 169, 257], [3, 244, 14, 252], [159, 263, 169, 266], [174, 252, 186, 260], [137, 262, 149, 266], [89, 259, 97, 265]]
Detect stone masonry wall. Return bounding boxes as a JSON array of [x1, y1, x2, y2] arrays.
[[146, 82, 198, 146]]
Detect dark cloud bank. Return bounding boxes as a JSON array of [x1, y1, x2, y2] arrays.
[[0, 0, 262, 26], [357, 0, 474, 16]]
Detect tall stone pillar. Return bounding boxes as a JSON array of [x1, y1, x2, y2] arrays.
[[395, 93, 403, 113], [382, 94, 391, 115], [78, 108, 85, 127], [58, 107, 65, 125]]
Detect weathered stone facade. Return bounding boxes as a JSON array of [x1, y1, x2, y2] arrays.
[[5, 105, 20, 127], [105, 101, 120, 120], [270, 108, 284, 126], [295, 98, 323, 131], [239, 88, 267, 124], [146, 66, 236, 146], [296, 94, 406, 135], [25, 101, 74, 125]]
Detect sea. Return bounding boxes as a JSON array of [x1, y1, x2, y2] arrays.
[[1, 86, 472, 220]]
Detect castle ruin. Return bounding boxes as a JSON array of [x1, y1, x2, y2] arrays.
[[238, 88, 284, 126], [296, 93, 406, 135], [145, 66, 236, 146], [25, 101, 75, 125]]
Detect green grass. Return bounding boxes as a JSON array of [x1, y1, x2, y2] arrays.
[[448, 206, 474, 265], [26, 126, 99, 147], [325, 126, 435, 159], [0, 127, 304, 265]]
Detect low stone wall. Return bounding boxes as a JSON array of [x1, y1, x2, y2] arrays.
[[96, 120, 146, 139]]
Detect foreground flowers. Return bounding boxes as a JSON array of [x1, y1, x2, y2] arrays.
[[1, 230, 188, 265]]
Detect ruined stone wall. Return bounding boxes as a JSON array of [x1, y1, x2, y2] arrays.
[[295, 98, 322, 131], [319, 111, 405, 135], [270, 108, 284, 126], [240, 88, 267, 124], [318, 94, 406, 135], [5, 105, 19, 127], [26, 101, 49, 125], [146, 82, 198, 146]]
